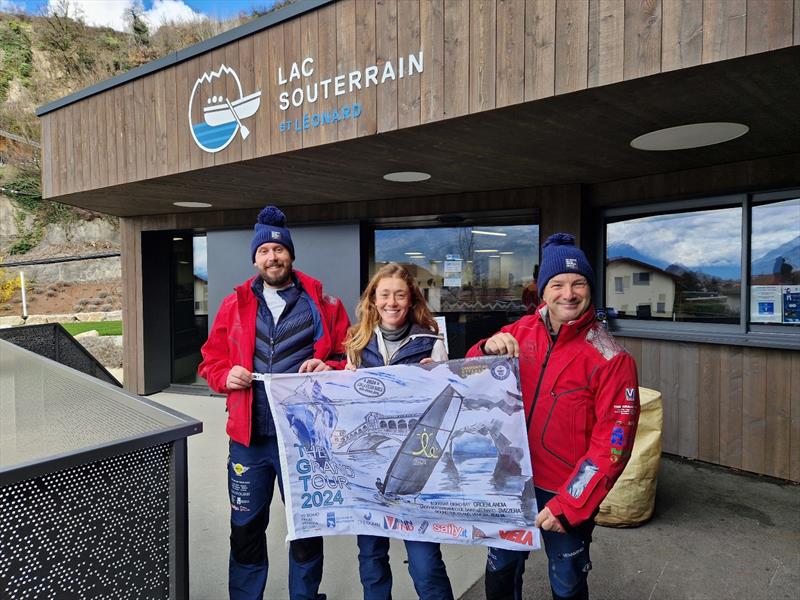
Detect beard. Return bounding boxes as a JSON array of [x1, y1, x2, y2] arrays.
[[260, 263, 292, 288]]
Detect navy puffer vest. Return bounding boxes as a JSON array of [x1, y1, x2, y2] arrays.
[[359, 323, 440, 368], [251, 277, 319, 436]]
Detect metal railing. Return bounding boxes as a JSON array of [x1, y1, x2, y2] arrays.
[[0, 339, 202, 599]]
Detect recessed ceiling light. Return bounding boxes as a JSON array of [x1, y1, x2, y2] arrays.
[[631, 122, 749, 151], [471, 230, 507, 236], [474, 249, 499, 253], [490, 255, 502, 258], [500, 251, 514, 255], [405, 251, 423, 255], [383, 171, 431, 182], [174, 201, 213, 208], [172, 237, 184, 241]]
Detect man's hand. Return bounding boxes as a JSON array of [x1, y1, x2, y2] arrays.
[[299, 358, 332, 373], [226, 365, 252, 390], [535, 506, 566, 533], [483, 332, 520, 357]]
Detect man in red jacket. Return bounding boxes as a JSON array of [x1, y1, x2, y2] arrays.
[[466, 233, 640, 600], [199, 206, 349, 600]]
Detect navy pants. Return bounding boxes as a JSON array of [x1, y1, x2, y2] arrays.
[[357, 534, 453, 600], [228, 436, 325, 600], [485, 488, 593, 600]]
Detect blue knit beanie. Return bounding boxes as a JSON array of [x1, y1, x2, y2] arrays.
[[250, 206, 295, 262], [537, 233, 594, 294]]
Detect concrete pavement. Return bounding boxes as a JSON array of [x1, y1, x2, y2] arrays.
[[152, 391, 800, 600], [152, 391, 487, 600]]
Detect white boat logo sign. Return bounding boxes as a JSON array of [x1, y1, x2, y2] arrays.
[[188, 64, 261, 153]]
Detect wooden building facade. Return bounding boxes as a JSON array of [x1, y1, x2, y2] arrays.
[[37, 0, 800, 481]]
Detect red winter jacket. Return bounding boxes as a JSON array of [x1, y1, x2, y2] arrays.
[[198, 270, 350, 446], [466, 305, 640, 527]]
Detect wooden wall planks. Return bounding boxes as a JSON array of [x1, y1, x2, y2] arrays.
[[39, 0, 800, 199], [555, 0, 588, 94], [588, 0, 624, 87], [618, 336, 798, 481], [662, 0, 703, 71], [623, 0, 662, 79], [397, 0, 422, 129], [420, 0, 444, 123], [497, 0, 526, 107], [443, 0, 469, 117]]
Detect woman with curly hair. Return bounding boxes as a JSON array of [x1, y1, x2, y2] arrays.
[[344, 263, 452, 600]]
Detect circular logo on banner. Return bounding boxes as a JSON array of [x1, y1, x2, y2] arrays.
[[490, 360, 511, 380], [354, 377, 386, 397], [188, 64, 261, 153]]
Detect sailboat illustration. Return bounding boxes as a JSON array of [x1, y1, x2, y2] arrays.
[[378, 385, 464, 496]]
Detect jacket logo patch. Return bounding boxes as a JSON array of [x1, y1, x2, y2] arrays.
[[566, 459, 599, 499], [232, 463, 250, 476], [625, 388, 636, 401]]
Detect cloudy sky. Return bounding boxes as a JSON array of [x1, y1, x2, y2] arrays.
[[2, 0, 280, 30], [608, 198, 799, 268]]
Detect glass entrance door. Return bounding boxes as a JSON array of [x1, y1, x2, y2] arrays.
[[170, 233, 208, 385]]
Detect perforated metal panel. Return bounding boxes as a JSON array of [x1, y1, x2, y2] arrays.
[[0, 444, 173, 599]]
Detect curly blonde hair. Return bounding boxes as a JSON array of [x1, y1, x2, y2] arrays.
[[344, 263, 438, 367]]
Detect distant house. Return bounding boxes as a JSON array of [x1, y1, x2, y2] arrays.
[[606, 257, 679, 319]]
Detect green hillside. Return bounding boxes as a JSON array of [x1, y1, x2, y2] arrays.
[[0, 3, 289, 256]]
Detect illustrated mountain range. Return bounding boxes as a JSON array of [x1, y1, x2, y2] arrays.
[[607, 235, 800, 280]]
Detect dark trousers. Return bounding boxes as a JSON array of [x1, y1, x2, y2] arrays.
[[485, 488, 593, 600], [228, 436, 325, 600], [357, 534, 454, 600]]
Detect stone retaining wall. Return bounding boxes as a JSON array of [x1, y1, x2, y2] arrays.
[[0, 310, 122, 328]]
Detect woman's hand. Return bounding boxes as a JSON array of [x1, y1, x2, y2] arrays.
[[299, 358, 332, 373], [226, 365, 252, 390], [344, 361, 357, 371], [419, 358, 434, 365], [483, 332, 520, 357]]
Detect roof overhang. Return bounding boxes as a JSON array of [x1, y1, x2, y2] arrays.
[[48, 46, 800, 217]]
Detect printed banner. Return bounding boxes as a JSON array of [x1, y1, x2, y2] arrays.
[[266, 357, 540, 551]]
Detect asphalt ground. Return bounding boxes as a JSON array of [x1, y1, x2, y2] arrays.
[[151, 392, 799, 600]]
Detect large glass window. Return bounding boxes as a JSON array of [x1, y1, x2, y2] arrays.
[[606, 206, 742, 323], [603, 191, 799, 341], [373, 223, 539, 357], [750, 197, 800, 325], [374, 224, 539, 313]]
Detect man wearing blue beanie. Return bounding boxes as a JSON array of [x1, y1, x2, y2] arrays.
[[199, 205, 350, 600], [467, 233, 640, 600]]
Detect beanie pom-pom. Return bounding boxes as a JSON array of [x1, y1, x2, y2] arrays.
[[542, 233, 575, 248], [257, 206, 286, 227]]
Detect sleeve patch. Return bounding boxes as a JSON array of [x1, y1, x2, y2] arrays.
[[585, 325, 625, 361], [567, 459, 599, 499]]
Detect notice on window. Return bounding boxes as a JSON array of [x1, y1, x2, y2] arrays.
[[444, 276, 462, 287], [783, 286, 800, 323], [444, 260, 462, 274], [750, 286, 782, 323], [434, 316, 449, 354]]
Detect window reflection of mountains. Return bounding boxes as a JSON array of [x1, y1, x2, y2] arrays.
[[608, 236, 800, 281]]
